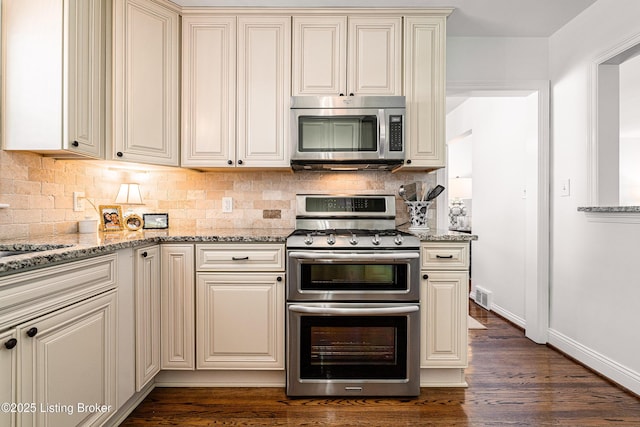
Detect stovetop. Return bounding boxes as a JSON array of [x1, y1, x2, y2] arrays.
[[287, 228, 420, 249]]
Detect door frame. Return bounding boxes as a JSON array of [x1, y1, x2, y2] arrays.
[[442, 80, 550, 344]]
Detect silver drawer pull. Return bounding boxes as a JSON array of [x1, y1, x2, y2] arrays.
[[232, 256, 249, 261], [436, 255, 454, 259]]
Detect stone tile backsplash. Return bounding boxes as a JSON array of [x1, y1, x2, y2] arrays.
[[0, 150, 437, 239]]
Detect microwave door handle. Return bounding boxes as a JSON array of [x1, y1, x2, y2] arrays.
[[378, 108, 386, 156], [288, 305, 419, 316], [288, 252, 419, 261]]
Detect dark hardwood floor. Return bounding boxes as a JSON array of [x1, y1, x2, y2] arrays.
[[120, 302, 640, 426]]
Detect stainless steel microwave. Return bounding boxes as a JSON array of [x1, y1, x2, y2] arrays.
[[290, 96, 406, 171]]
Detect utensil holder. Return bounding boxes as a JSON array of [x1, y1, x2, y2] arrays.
[[406, 201, 431, 230]]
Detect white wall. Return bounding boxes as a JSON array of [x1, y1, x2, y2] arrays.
[[549, 0, 640, 394], [447, 97, 536, 325], [447, 37, 548, 82]]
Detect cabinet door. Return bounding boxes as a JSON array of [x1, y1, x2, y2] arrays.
[[0, 329, 17, 427], [182, 16, 237, 168], [292, 16, 346, 96], [196, 272, 284, 369], [161, 245, 195, 370], [18, 291, 117, 427], [2, 0, 106, 158], [420, 271, 468, 368], [237, 16, 291, 168], [402, 16, 446, 169], [67, 0, 107, 158], [113, 0, 179, 166], [134, 246, 161, 391], [347, 16, 402, 96]]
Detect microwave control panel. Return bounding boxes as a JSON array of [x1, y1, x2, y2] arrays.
[[389, 116, 403, 151]]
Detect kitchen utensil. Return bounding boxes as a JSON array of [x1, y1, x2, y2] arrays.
[[426, 185, 445, 201], [404, 182, 418, 201], [398, 185, 408, 201]]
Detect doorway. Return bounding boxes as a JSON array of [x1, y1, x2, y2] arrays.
[[439, 82, 550, 344]]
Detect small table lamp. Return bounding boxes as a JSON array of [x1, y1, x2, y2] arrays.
[[115, 183, 144, 213]]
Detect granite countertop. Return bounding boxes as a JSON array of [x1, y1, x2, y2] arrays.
[[578, 206, 640, 213], [0, 228, 293, 276], [404, 228, 478, 242], [0, 227, 477, 276]]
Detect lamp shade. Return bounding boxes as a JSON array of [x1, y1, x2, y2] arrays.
[[115, 183, 144, 205], [449, 177, 472, 200]]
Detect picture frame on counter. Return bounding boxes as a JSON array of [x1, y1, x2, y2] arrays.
[[142, 213, 169, 229], [99, 205, 124, 232], [124, 213, 144, 231]]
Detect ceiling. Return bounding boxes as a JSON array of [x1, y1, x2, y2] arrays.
[[172, 0, 598, 37]]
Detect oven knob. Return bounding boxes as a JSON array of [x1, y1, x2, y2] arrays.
[[327, 233, 336, 245], [371, 233, 381, 246], [394, 234, 404, 245], [349, 234, 359, 245], [304, 233, 314, 245]]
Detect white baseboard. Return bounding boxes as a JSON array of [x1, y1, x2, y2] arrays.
[[548, 328, 640, 396], [469, 293, 526, 329], [154, 370, 286, 387], [491, 303, 526, 329], [103, 382, 155, 427]]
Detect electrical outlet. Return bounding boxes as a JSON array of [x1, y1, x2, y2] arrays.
[[222, 197, 233, 213], [560, 179, 571, 197], [73, 191, 85, 212]]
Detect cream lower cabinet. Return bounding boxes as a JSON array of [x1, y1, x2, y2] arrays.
[[113, 0, 179, 166], [134, 245, 161, 391], [160, 244, 195, 370], [17, 291, 117, 427], [181, 15, 290, 168], [0, 330, 17, 427], [402, 16, 447, 170], [0, 255, 117, 427], [195, 243, 285, 369], [420, 242, 469, 368]]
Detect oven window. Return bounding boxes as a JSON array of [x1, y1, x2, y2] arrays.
[[301, 263, 407, 291], [299, 316, 407, 379], [298, 116, 377, 152]]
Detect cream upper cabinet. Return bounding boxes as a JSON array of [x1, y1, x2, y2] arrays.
[[113, 0, 179, 166], [236, 16, 291, 168], [182, 15, 290, 168], [2, 0, 108, 158], [402, 16, 447, 170], [181, 16, 237, 168], [292, 16, 402, 96]]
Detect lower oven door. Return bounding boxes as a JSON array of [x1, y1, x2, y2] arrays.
[[286, 303, 420, 397]]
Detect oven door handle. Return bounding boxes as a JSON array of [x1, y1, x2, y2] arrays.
[[288, 251, 419, 261], [288, 304, 419, 315]]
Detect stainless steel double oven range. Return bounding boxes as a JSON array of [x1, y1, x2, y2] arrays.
[[286, 194, 421, 397]]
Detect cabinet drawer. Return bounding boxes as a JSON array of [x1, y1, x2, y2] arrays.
[[421, 242, 469, 270], [196, 244, 285, 272]]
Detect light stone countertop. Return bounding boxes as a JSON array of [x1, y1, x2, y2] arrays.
[[0, 227, 477, 276], [577, 206, 640, 212]]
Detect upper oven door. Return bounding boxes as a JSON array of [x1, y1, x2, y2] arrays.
[[287, 250, 420, 302]]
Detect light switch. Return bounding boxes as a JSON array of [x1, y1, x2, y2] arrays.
[[222, 197, 233, 213], [73, 192, 85, 212], [559, 179, 570, 197]]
